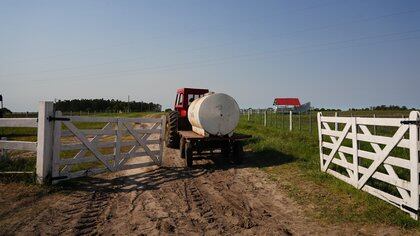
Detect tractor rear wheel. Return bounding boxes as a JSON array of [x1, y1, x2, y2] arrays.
[[166, 111, 180, 148]]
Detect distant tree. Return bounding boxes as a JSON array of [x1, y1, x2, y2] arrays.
[[0, 107, 12, 118], [55, 99, 161, 112]]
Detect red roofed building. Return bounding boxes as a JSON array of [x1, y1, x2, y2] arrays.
[[273, 98, 301, 107], [273, 97, 311, 113]]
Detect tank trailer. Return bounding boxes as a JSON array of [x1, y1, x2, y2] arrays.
[[165, 88, 251, 167]]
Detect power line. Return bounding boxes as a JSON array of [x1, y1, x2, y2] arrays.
[[2, 0, 341, 65], [4, 7, 420, 78], [51, 35, 420, 88], [22, 28, 420, 83]]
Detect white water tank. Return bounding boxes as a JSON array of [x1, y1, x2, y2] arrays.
[[188, 93, 240, 136]]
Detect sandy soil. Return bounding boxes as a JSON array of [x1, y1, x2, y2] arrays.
[[0, 147, 412, 235]]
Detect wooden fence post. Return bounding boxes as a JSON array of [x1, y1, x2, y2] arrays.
[[36, 101, 55, 184], [274, 110, 277, 127], [351, 117, 358, 187], [247, 109, 250, 121], [282, 111, 284, 130], [373, 114, 376, 135], [299, 112, 301, 131], [409, 111, 419, 219], [317, 112, 323, 170], [289, 111, 293, 131], [335, 112, 338, 130], [309, 111, 312, 133], [264, 110, 267, 127]]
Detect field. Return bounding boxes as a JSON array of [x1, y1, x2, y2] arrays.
[[237, 110, 419, 229], [1, 110, 419, 234]]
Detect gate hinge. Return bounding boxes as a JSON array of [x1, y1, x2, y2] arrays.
[[48, 116, 70, 122], [400, 120, 420, 125]]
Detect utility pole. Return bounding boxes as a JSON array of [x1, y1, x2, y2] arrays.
[[0, 94, 3, 118], [127, 95, 130, 113]]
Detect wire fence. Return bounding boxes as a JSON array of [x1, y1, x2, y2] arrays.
[[240, 109, 412, 134]]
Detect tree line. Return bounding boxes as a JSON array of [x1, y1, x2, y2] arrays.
[[54, 99, 161, 113], [349, 105, 415, 111]]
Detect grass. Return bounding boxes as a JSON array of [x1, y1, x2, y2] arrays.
[[2, 109, 419, 229], [237, 111, 420, 229]]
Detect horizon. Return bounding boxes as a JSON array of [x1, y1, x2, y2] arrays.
[[2, 0, 420, 111], [2, 96, 417, 113]]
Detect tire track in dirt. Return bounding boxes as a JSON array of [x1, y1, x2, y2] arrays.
[[164, 147, 292, 235], [73, 191, 109, 235], [2, 143, 410, 235]]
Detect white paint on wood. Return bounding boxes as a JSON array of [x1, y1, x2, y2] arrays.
[[0, 140, 37, 151], [0, 118, 37, 127], [52, 111, 62, 178], [317, 111, 420, 220], [63, 121, 114, 171], [289, 111, 292, 131], [36, 101, 55, 184], [50, 114, 164, 180]]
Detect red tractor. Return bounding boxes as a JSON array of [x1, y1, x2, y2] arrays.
[[165, 88, 251, 167], [165, 88, 209, 148]]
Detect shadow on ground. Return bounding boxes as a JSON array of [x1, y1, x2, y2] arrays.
[[57, 147, 296, 194]]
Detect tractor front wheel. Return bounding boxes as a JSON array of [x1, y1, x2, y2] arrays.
[[166, 111, 180, 148]]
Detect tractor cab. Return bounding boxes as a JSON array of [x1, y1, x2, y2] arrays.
[[174, 88, 209, 118], [166, 88, 209, 148]]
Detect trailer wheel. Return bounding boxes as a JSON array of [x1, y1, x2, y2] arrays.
[[232, 142, 244, 165], [166, 111, 180, 148], [185, 142, 193, 167], [221, 143, 230, 158], [180, 137, 186, 159]]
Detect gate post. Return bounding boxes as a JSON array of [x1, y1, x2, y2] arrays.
[[159, 115, 166, 165], [409, 111, 420, 218], [351, 117, 359, 188], [289, 111, 293, 131], [36, 101, 55, 184], [317, 112, 323, 171], [264, 110, 267, 127]]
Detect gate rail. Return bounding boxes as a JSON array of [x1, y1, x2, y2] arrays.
[[317, 111, 420, 219], [0, 118, 38, 152], [51, 112, 165, 182], [0, 101, 165, 184]]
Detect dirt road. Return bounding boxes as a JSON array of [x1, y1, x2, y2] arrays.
[[0, 146, 407, 235]]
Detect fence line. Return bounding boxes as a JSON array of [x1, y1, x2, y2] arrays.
[[241, 109, 412, 133], [241, 109, 316, 132], [0, 118, 38, 152], [1, 101, 166, 184]]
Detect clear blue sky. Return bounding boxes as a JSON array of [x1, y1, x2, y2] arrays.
[[1, 0, 420, 111]]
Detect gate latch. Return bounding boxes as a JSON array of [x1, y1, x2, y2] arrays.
[[400, 120, 420, 125], [48, 116, 70, 121]]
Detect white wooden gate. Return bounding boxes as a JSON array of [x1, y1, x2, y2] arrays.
[[51, 112, 165, 181], [317, 111, 420, 219]]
